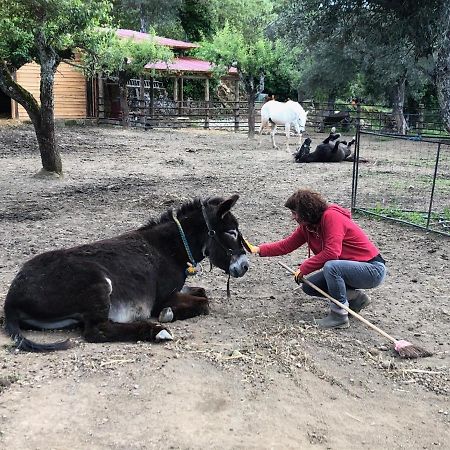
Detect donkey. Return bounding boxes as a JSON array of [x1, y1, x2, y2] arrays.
[[258, 99, 308, 150], [3, 195, 249, 352], [294, 134, 356, 163]]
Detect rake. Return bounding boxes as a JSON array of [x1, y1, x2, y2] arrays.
[[278, 261, 432, 359]]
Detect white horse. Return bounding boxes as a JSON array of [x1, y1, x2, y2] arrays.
[[258, 100, 308, 150]]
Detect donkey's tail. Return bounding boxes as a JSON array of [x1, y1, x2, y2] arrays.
[[4, 309, 71, 352]]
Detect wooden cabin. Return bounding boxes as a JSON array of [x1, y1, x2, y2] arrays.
[[8, 59, 88, 121]]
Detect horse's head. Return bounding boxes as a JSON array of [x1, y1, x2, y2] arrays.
[[202, 195, 249, 278]]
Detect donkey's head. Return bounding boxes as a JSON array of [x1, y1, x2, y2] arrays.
[[202, 195, 249, 278]]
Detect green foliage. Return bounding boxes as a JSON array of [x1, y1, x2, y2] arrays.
[[275, 0, 444, 107], [81, 29, 172, 83], [196, 22, 296, 91], [111, 0, 185, 38], [211, 0, 275, 41], [179, 0, 215, 41], [0, 0, 114, 69]]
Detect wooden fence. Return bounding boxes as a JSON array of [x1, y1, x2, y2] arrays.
[[99, 98, 448, 137]]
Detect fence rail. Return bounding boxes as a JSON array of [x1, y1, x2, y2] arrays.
[[99, 98, 449, 137], [352, 130, 450, 236]]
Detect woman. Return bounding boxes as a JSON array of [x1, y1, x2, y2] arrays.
[[249, 189, 386, 329]]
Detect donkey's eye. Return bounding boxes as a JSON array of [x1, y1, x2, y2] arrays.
[[225, 230, 238, 239]]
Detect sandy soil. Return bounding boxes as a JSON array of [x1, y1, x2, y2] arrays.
[[0, 122, 449, 449]]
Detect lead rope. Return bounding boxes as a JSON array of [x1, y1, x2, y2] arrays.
[[171, 210, 200, 276]]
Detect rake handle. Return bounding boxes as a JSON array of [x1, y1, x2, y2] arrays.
[[278, 261, 397, 344]]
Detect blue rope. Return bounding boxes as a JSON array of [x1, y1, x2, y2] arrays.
[[172, 210, 198, 276]]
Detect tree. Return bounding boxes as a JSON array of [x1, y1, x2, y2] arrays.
[[179, 0, 216, 41], [276, 0, 448, 133], [111, 0, 184, 38], [81, 31, 172, 128], [436, 2, 450, 132], [196, 22, 297, 137], [0, 0, 171, 176], [0, 0, 114, 176]]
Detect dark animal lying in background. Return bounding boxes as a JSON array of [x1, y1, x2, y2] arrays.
[[320, 111, 353, 132], [294, 137, 312, 162], [4, 195, 249, 352], [294, 133, 356, 163]]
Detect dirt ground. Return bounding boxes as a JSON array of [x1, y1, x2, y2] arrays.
[[0, 122, 449, 450]]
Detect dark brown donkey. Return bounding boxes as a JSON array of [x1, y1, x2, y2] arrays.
[[4, 195, 249, 352]]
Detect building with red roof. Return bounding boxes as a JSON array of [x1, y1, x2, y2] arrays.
[[100, 29, 240, 126]]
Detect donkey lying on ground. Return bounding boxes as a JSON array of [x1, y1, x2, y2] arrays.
[[294, 133, 356, 163], [259, 99, 308, 150], [4, 195, 249, 352]]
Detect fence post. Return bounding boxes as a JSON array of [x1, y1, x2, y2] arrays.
[[149, 76, 154, 128], [418, 103, 424, 135], [204, 77, 210, 129], [139, 76, 145, 127], [234, 79, 240, 131], [426, 142, 441, 230], [98, 73, 105, 119], [356, 99, 361, 129]]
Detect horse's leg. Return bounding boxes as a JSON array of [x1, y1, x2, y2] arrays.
[[285, 123, 291, 150], [154, 289, 209, 322], [258, 120, 267, 146], [293, 122, 302, 147], [270, 123, 278, 149], [81, 280, 172, 343]]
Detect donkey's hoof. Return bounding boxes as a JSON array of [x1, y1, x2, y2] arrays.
[[155, 329, 173, 342], [159, 307, 174, 323]]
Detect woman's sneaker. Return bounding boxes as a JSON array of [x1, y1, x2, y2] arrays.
[[347, 290, 371, 313]]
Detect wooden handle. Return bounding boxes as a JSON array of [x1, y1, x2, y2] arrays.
[[278, 261, 397, 344]]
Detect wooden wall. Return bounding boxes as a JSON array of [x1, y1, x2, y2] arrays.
[[14, 61, 87, 120]]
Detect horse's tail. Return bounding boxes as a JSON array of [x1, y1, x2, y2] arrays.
[[4, 305, 71, 352]]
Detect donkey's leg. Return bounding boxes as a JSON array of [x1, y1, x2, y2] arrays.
[[81, 281, 171, 343], [155, 290, 210, 323], [84, 319, 172, 343], [181, 286, 207, 298]]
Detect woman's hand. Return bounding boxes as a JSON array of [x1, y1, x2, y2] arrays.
[[293, 269, 303, 284], [243, 238, 260, 255]]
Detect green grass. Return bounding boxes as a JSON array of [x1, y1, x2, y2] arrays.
[[366, 204, 450, 227]]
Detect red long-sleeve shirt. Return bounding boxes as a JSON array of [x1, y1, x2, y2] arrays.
[[259, 204, 380, 275]]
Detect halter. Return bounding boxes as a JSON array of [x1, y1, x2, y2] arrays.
[[201, 201, 245, 298], [171, 202, 243, 296]]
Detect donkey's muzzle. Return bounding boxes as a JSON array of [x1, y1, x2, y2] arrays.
[[229, 254, 249, 278]]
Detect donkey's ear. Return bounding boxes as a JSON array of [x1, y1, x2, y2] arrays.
[[217, 194, 239, 218]]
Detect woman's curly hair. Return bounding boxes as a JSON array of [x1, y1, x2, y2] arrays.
[[284, 189, 328, 225]]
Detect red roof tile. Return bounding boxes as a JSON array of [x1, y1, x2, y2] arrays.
[[116, 29, 237, 76], [116, 29, 198, 50], [145, 56, 237, 75]]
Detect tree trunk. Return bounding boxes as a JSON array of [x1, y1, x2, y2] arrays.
[[37, 45, 62, 175], [247, 89, 257, 138], [243, 74, 262, 138], [0, 54, 62, 176], [391, 77, 407, 135], [327, 93, 336, 115], [119, 81, 130, 128], [436, 1, 450, 133]]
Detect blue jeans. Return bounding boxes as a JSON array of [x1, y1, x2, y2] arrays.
[[301, 260, 386, 314]]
